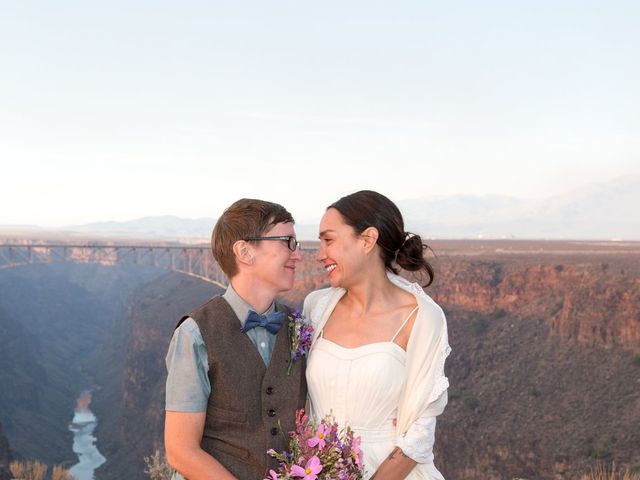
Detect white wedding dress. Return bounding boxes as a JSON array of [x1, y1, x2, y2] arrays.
[[304, 275, 448, 480]]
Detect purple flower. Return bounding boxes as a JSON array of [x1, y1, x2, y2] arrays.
[[287, 313, 314, 375]]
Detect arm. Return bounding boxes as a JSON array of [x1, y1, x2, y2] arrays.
[[369, 447, 417, 480], [164, 319, 236, 480], [369, 415, 438, 479], [165, 411, 237, 480]]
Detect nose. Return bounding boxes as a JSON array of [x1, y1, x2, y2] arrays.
[[316, 243, 326, 262], [291, 246, 302, 261]]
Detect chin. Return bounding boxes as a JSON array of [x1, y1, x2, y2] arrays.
[[279, 279, 295, 292]]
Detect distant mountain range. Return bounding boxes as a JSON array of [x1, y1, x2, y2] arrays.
[[398, 175, 640, 240], [1, 176, 638, 240]]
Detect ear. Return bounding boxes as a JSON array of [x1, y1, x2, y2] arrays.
[[232, 240, 255, 267], [360, 227, 379, 254]]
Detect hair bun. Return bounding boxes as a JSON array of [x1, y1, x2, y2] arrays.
[[395, 232, 434, 286]]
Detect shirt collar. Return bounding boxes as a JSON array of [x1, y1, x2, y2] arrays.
[[222, 283, 276, 327]]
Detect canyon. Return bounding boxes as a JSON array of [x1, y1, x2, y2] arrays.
[[0, 240, 638, 479]]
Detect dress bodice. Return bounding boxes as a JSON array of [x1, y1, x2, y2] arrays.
[[306, 337, 406, 430]]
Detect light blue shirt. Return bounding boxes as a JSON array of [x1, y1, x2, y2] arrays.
[[164, 284, 278, 412]]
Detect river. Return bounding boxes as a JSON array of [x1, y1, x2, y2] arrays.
[[68, 391, 106, 480]]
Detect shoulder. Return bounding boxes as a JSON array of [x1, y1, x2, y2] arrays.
[[177, 316, 202, 334], [388, 273, 446, 335], [407, 294, 450, 384], [172, 317, 205, 347], [414, 293, 446, 336], [185, 295, 232, 330], [189, 295, 226, 317]]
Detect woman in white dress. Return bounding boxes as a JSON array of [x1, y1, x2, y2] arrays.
[[303, 191, 450, 480]]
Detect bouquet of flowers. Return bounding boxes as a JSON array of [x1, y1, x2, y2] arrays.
[[286, 310, 314, 375], [266, 410, 365, 480]]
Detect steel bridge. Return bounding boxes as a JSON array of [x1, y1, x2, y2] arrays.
[[0, 242, 320, 289]]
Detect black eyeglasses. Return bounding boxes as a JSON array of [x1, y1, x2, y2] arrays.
[[244, 236, 300, 252]]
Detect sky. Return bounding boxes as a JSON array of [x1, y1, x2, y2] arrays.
[[1, 1, 639, 226]]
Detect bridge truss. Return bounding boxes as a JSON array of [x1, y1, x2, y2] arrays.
[[0, 243, 320, 289]]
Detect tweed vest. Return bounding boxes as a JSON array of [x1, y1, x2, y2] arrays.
[[179, 296, 307, 480]]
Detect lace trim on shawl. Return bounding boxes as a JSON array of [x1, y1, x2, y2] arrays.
[[396, 416, 436, 464], [427, 343, 451, 404]]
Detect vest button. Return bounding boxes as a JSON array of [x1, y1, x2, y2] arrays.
[[268, 408, 276, 417], [270, 427, 279, 436], [266, 387, 274, 395]]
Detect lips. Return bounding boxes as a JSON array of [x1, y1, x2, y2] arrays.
[[325, 263, 336, 274]]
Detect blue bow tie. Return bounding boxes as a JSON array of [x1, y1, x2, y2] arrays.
[[242, 310, 286, 334]]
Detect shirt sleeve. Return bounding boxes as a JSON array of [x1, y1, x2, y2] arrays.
[[395, 415, 437, 464], [165, 317, 210, 412]]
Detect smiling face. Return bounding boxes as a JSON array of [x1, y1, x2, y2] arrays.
[[250, 221, 302, 294], [317, 208, 371, 288]]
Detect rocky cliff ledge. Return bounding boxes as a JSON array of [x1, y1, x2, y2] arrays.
[[428, 255, 639, 351]]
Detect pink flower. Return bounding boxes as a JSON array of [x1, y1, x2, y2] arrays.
[[268, 469, 279, 480], [351, 436, 363, 468], [307, 423, 328, 449], [291, 456, 322, 480]]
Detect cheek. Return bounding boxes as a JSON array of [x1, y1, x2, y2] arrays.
[[281, 252, 293, 267], [336, 242, 357, 260], [343, 248, 366, 272], [326, 243, 342, 259]]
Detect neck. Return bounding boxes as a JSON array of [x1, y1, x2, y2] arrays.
[[343, 266, 396, 316], [230, 276, 277, 313]]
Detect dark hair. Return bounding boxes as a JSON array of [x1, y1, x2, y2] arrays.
[[329, 190, 434, 286], [211, 198, 294, 278]]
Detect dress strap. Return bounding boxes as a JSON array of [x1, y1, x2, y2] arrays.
[[390, 305, 419, 342]]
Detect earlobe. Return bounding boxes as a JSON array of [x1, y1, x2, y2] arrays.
[[233, 240, 255, 266]]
